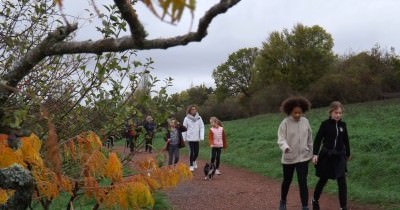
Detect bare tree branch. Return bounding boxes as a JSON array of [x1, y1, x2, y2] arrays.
[[49, 0, 241, 53], [114, 0, 146, 46], [1, 0, 241, 105], [0, 24, 78, 104]]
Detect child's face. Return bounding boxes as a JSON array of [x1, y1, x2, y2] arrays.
[[189, 107, 197, 115], [290, 106, 303, 121], [169, 120, 177, 128], [330, 108, 343, 121], [210, 120, 218, 127]]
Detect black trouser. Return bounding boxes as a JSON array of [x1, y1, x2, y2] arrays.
[[145, 133, 154, 153], [281, 161, 309, 207], [313, 176, 347, 208], [188, 141, 199, 166], [127, 136, 135, 152], [210, 147, 222, 169], [168, 144, 180, 165]]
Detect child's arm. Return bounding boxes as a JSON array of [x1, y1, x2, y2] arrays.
[[208, 129, 213, 147]]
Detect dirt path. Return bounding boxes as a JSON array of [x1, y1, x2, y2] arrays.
[[114, 147, 381, 210]]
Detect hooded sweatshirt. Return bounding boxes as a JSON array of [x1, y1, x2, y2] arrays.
[[277, 116, 313, 164], [182, 113, 205, 142]]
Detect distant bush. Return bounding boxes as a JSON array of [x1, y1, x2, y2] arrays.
[[248, 84, 295, 115]]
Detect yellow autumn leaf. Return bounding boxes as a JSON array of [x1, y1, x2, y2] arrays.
[[0, 145, 25, 168], [126, 182, 154, 209], [33, 168, 60, 200], [20, 134, 43, 167], [105, 152, 122, 183]]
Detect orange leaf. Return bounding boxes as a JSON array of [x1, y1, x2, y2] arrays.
[[105, 152, 123, 182]]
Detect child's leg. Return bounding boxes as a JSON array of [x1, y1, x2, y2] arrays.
[[313, 177, 328, 201], [188, 142, 195, 166], [174, 146, 180, 164], [210, 147, 217, 164], [215, 148, 222, 169], [281, 163, 295, 202], [192, 142, 199, 162], [295, 161, 309, 207], [168, 146, 174, 165], [337, 176, 347, 208], [148, 136, 153, 153]]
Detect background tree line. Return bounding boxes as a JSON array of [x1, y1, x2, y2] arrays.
[[168, 24, 400, 121]]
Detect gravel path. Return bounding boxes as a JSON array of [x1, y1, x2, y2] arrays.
[[115, 147, 382, 210]]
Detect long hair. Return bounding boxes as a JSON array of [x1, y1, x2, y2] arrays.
[[209, 116, 223, 127], [186, 104, 199, 114]]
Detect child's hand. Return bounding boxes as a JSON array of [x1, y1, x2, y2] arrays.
[[312, 155, 318, 164]]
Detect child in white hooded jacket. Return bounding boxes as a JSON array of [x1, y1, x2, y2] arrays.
[[182, 105, 205, 171]]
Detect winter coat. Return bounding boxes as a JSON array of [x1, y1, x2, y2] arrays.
[[182, 113, 205, 142], [313, 118, 351, 179], [208, 126, 227, 149], [277, 116, 313, 164], [165, 125, 187, 149]]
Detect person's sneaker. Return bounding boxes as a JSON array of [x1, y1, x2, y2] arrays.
[[193, 161, 198, 169], [279, 200, 287, 210], [340, 208, 347, 210], [215, 169, 222, 175], [189, 166, 194, 172], [312, 199, 320, 210]]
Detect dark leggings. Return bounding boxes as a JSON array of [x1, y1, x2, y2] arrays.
[[210, 147, 222, 169], [168, 145, 180, 165], [281, 161, 309, 207], [188, 141, 199, 166], [145, 133, 154, 153], [313, 176, 347, 208]]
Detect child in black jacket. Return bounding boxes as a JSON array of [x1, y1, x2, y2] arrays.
[[312, 101, 351, 210], [165, 118, 187, 166]]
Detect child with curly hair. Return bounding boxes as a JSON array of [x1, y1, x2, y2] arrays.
[[277, 96, 313, 210]]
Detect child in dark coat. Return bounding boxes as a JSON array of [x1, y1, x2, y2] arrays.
[[165, 118, 187, 166], [312, 101, 351, 210]]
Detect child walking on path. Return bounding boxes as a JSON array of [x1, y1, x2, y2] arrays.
[[311, 101, 351, 210], [208, 117, 227, 175], [277, 96, 313, 210], [165, 118, 187, 166], [182, 105, 205, 171], [144, 115, 156, 153]]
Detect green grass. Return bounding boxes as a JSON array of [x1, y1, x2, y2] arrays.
[[192, 98, 399, 209], [110, 99, 400, 209]]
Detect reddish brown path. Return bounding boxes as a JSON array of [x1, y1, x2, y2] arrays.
[[114, 147, 382, 210]]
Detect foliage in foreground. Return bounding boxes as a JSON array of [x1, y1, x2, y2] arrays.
[[0, 131, 191, 209]]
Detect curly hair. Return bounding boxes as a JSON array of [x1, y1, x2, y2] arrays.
[[280, 96, 311, 116]]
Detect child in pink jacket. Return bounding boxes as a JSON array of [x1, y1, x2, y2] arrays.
[[208, 116, 227, 175]]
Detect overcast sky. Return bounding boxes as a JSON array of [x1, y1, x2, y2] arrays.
[[65, 0, 400, 93]]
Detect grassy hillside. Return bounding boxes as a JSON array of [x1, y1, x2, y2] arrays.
[[190, 99, 400, 209]]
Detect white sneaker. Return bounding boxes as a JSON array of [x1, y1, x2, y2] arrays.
[[193, 161, 198, 169], [189, 166, 194, 172], [215, 169, 222, 175]]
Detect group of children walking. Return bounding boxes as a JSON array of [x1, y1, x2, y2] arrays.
[[133, 97, 350, 210], [165, 105, 227, 177], [278, 96, 351, 210]]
